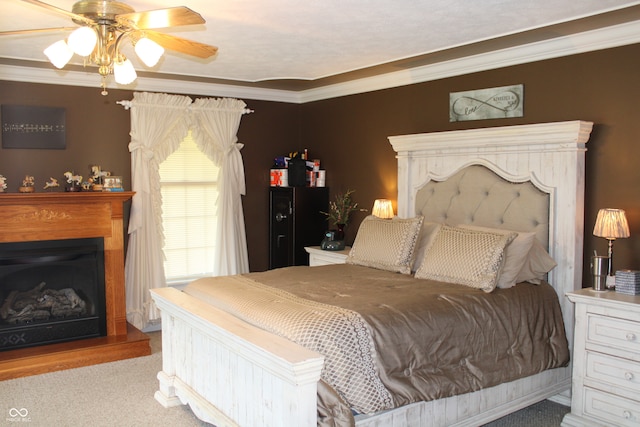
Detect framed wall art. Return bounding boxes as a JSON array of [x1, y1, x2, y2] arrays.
[[1, 104, 66, 149], [449, 84, 523, 122]]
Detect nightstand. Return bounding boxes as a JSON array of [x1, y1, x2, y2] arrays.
[[562, 289, 640, 427], [304, 246, 350, 266]]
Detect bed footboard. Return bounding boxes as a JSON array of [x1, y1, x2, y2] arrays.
[[150, 287, 324, 427]]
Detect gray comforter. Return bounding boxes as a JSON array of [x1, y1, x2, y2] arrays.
[[186, 264, 569, 426]]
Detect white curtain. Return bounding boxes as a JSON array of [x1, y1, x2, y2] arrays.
[[122, 92, 251, 331], [124, 92, 192, 330], [192, 97, 250, 276]]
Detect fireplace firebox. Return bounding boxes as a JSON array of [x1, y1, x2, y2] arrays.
[[0, 238, 106, 350]]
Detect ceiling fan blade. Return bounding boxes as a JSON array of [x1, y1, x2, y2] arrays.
[[118, 7, 205, 30], [143, 31, 218, 59], [0, 27, 76, 36], [21, 0, 94, 26]]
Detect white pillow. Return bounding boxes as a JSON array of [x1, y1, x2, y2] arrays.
[[516, 238, 557, 284], [458, 224, 535, 289], [346, 215, 423, 274], [415, 225, 516, 292]]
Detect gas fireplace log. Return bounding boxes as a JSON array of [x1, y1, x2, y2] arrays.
[[2, 283, 88, 325], [6, 304, 50, 324], [0, 290, 18, 320]]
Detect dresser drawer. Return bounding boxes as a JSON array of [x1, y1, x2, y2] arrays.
[[586, 351, 640, 395], [584, 387, 640, 426], [587, 313, 640, 355]]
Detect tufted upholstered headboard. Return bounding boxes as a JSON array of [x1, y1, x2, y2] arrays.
[[388, 121, 593, 349], [415, 165, 550, 248]]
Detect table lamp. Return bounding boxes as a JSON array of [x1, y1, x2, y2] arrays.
[[372, 199, 394, 219], [593, 208, 630, 276]]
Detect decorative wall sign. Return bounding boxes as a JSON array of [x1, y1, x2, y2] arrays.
[[449, 84, 523, 122], [1, 104, 66, 149]]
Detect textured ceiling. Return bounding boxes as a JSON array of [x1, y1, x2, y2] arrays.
[[1, 0, 640, 91]]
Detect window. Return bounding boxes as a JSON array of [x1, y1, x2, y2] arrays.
[[159, 132, 219, 285]]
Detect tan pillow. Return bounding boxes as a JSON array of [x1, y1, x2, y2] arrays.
[[346, 215, 423, 274], [516, 238, 557, 284], [458, 224, 535, 289], [415, 225, 516, 292], [411, 221, 442, 272]]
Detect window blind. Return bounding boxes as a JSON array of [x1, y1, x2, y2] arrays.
[[159, 132, 220, 284]]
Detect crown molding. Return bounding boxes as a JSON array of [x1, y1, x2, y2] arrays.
[[299, 19, 640, 103], [0, 64, 301, 103], [1, 19, 639, 104]]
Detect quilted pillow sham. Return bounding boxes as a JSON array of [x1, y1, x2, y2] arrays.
[[457, 224, 536, 289], [415, 225, 517, 292], [346, 215, 423, 274], [411, 221, 442, 273]]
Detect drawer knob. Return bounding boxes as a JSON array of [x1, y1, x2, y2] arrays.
[[623, 410, 632, 419], [626, 333, 637, 341], [625, 372, 634, 381]]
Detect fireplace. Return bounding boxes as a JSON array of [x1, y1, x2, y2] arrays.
[[0, 238, 106, 350], [0, 192, 150, 380]]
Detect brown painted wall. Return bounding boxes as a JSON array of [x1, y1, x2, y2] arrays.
[[2, 42, 640, 283], [0, 81, 299, 272], [304, 43, 640, 284]]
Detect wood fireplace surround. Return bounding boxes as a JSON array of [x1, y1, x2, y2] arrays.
[[0, 192, 150, 380]]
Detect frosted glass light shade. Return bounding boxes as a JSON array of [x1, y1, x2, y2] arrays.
[[135, 37, 164, 67], [372, 199, 394, 219], [67, 26, 97, 57], [593, 208, 630, 239], [44, 40, 74, 69], [113, 58, 137, 84]]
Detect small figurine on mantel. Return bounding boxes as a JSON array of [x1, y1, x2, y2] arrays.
[[43, 177, 59, 191], [19, 175, 35, 193], [89, 165, 110, 191], [63, 171, 83, 192], [0, 175, 7, 193]]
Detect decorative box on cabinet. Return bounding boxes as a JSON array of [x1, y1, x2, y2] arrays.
[[562, 289, 640, 427], [269, 187, 329, 269], [305, 246, 350, 266]]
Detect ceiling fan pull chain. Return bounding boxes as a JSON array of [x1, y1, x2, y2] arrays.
[[100, 75, 108, 96]]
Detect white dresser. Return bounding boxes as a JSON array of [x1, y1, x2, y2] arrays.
[[562, 289, 640, 427], [304, 246, 350, 266]]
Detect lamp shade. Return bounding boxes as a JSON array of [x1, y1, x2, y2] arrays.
[[113, 58, 137, 84], [372, 199, 394, 219], [44, 40, 74, 69], [135, 37, 164, 67], [593, 208, 630, 239], [67, 26, 97, 57]]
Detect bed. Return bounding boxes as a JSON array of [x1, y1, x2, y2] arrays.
[[150, 120, 593, 426]]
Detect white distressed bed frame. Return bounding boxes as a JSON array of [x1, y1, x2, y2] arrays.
[[150, 120, 593, 427]]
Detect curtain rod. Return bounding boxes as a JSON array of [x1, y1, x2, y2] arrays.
[[116, 99, 254, 114]]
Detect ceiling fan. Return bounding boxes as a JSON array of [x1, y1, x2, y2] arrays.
[[2, 0, 218, 95]]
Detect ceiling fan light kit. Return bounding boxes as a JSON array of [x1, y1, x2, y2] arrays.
[[17, 0, 217, 95]]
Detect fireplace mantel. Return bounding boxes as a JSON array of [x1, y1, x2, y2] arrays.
[[0, 192, 150, 380]]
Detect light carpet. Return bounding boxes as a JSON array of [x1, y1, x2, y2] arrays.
[[0, 331, 568, 426], [0, 333, 208, 427]]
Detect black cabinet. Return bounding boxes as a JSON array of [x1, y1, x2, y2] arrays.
[[269, 187, 329, 269]]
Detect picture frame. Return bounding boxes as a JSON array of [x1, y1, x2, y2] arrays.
[[103, 176, 123, 191], [1, 104, 66, 149], [449, 84, 524, 122]]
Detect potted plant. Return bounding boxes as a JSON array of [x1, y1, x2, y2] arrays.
[[321, 189, 360, 244]]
